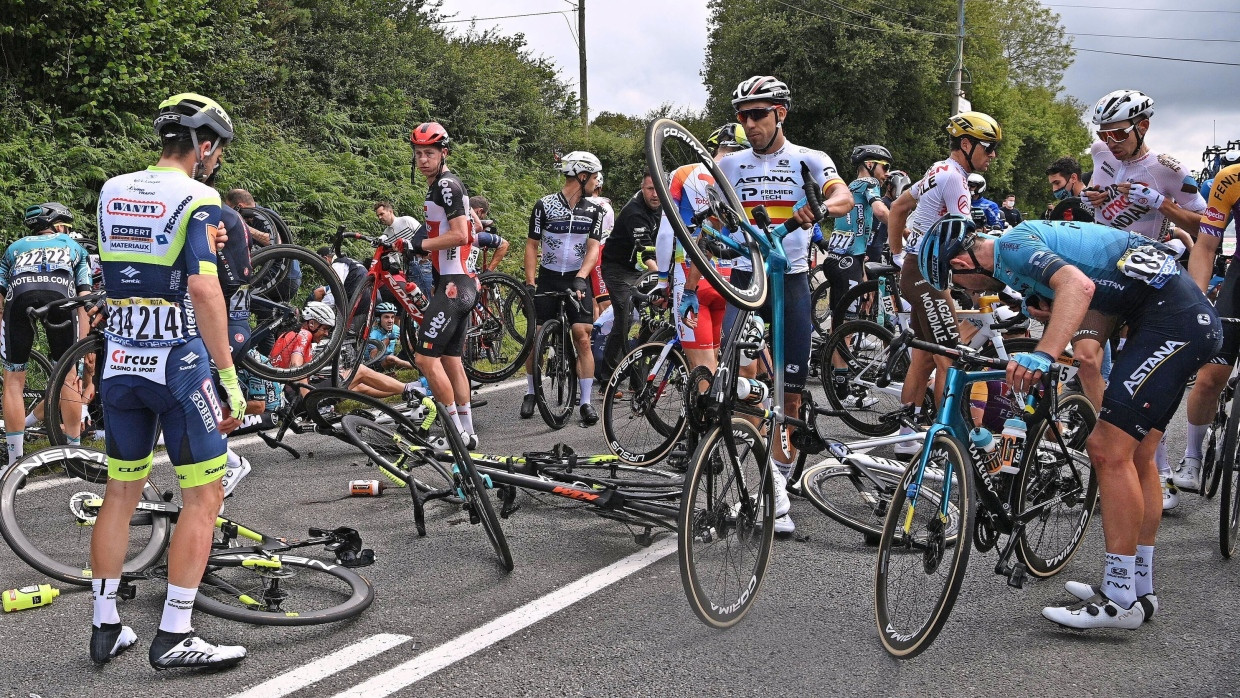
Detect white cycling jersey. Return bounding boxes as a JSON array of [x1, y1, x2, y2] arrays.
[[586, 196, 615, 240], [905, 157, 972, 254], [1088, 141, 1206, 240]]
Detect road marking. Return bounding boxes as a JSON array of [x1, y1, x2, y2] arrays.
[[474, 377, 525, 396], [228, 633, 412, 698], [331, 539, 676, 697]]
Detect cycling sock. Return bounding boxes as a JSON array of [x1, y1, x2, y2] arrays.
[[898, 425, 915, 437], [67, 436, 80, 446], [225, 448, 242, 471], [1102, 552, 1137, 609], [1135, 544, 1155, 597], [447, 403, 464, 434], [457, 403, 474, 434], [1155, 436, 1170, 477], [1185, 421, 1209, 461], [159, 584, 197, 634], [579, 378, 594, 405], [92, 578, 121, 626], [526, 374, 535, 394], [23, 412, 36, 428], [6, 432, 22, 466], [772, 456, 794, 479]]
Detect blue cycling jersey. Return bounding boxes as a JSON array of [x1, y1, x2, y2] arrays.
[[828, 178, 882, 255], [0, 233, 93, 299], [974, 196, 1004, 229]]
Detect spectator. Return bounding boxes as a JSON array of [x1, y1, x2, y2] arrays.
[[1000, 194, 1023, 227], [374, 200, 433, 297], [1045, 156, 1094, 222], [598, 172, 660, 379]]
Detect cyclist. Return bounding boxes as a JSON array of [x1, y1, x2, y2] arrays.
[[869, 170, 911, 263], [89, 93, 248, 669], [823, 144, 891, 330], [469, 195, 511, 273], [1046, 157, 1094, 223], [919, 214, 1221, 629], [718, 76, 853, 535], [967, 174, 1005, 230], [1, 203, 92, 467], [521, 150, 606, 426], [368, 301, 413, 371], [407, 122, 480, 446], [226, 189, 298, 355], [887, 110, 1001, 454], [586, 176, 616, 317]]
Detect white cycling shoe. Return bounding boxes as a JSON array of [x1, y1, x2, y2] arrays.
[[1064, 580, 1158, 621], [1161, 475, 1179, 511], [1172, 456, 1202, 492], [1042, 594, 1144, 630], [221, 456, 251, 499]]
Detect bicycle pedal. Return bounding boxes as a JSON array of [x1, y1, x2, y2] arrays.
[[1007, 562, 1027, 589], [118, 582, 137, 601]]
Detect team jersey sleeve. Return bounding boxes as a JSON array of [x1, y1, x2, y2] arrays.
[[995, 226, 1064, 298], [1201, 166, 1240, 238], [72, 241, 92, 291], [431, 178, 468, 221], [587, 206, 604, 241], [812, 151, 845, 194], [863, 179, 882, 205], [475, 231, 503, 249], [528, 200, 545, 241], [184, 201, 222, 277], [0, 247, 13, 295], [1154, 153, 1207, 214]]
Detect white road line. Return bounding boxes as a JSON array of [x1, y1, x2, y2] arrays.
[[473, 377, 525, 396], [331, 539, 676, 698], [228, 633, 413, 698]]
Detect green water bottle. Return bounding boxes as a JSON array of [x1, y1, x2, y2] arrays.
[[3, 584, 59, 612]]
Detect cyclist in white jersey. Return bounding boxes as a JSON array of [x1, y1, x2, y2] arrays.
[[718, 75, 853, 535]]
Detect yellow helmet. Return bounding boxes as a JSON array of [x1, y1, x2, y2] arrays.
[[945, 111, 1002, 142]]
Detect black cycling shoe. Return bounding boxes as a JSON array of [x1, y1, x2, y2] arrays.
[[520, 393, 537, 419], [579, 403, 599, 426], [149, 629, 246, 671], [90, 622, 138, 665]]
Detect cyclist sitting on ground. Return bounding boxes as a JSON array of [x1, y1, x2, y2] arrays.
[[920, 213, 1221, 630], [521, 150, 607, 426], [368, 302, 414, 371], [1, 203, 92, 468]]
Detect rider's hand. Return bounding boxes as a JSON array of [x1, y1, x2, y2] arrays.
[[679, 289, 699, 328], [214, 221, 229, 252], [1081, 186, 1108, 208], [792, 204, 817, 229], [570, 275, 589, 300], [217, 365, 248, 429], [1007, 351, 1053, 394], [1126, 183, 1166, 211]]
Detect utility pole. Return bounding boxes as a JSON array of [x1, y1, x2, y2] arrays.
[[578, 0, 589, 142], [950, 0, 965, 114]]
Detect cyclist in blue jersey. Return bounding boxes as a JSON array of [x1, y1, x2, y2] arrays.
[[823, 144, 891, 329], [920, 214, 1221, 631], [2, 203, 92, 467], [967, 174, 1004, 230], [88, 93, 248, 670]]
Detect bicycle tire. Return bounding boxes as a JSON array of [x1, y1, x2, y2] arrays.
[[244, 244, 349, 382], [193, 552, 373, 625], [602, 341, 690, 466], [4, 348, 52, 423], [439, 402, 513, 572], [0, 446, 170, 586], [1202, 387, 1229, 501], [1014, 393, 1099, 577], [301, 387, 416, 437], [645, 118, 767, 311], [678, 418, 774, 629], [801, 461, 903, 539], [875, 433, 975, 658], [44, 334, 108, 456], [341, 414, 453, 494], [820, 320, 909, 436], [336, 276, 377, 389], [830, 279, 889, 331], [533, 319, 576, 429], [463, 272, 535, 383], [1220, 391, 1240, 557]]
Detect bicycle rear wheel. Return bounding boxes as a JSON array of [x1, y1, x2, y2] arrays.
[[802, 460, 907, 540], [193, 552, 373, 625], [341, 414, 453, 494], [875, 434, 974, 658], [300, 387, 417, 438], [1220, 393, 1240, 557], [645, 118, 766, 311], [533, 319, 576, 429], [44, 334, 107, 453], [1202, 387, 1229, 501], [679, 418, 773, 629], [464, 272, 535, 383], [820, 320, 908, 436], [602, 341, 689, 466], [336, 276, 377, 389]]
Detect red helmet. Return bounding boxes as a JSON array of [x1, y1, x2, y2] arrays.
[[410, 122, 451, 148]]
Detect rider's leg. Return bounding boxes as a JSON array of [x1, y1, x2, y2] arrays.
[[3, 368, 26, 466], [572, 322, 594, 405], [1085, 421, 1143, 608]]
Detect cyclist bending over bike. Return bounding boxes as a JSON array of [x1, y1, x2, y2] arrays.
[[919, 213, 1220, 630]]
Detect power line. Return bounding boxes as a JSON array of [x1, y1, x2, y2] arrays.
[[1069, 31, 1240, 43], [1043, 3, 1240, 13], [770, 0, 956, 37], [438, 10, 570, 24], [851, 0, 954, 26], [1074, 47, 1240, 65]]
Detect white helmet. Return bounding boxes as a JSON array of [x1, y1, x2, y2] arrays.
[[731, 75, 792, 109], [303, 301, 336, 328], [558, 151, 602, 177], [1222, 149, 1240, 168], [967, 173, 987, 193], [1091, 89, 1154, 126]]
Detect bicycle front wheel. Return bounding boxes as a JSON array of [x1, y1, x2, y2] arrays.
[[440, 407, 513, 572], [464, 272, 535, 383], [679, 418, 774, 629], [820, 320, 906, 436], [341, 414, 453, 494], [875, 434, 974, 658], [335, 276, 377, 389], [603, 341, 690, 466], [194, 552, 373, 625], [533, 319, 577, 429], [1220, 391, 1240, 557]]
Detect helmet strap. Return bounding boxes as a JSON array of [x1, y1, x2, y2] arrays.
[[756, 119, 782, 154], [960, 139, 978, 173]]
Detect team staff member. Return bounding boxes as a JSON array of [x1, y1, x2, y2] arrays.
[[89, 93, 248, 669], [1046, 157, 1094, 222], [920, 214, 1220, 630], [599, 173, 661, 378]]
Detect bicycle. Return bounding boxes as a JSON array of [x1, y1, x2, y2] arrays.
[[1206, 317, 1240, 557], [531, 289, 592, 429], [872, 332, 1098, 658], [0, 446, 375, 625]]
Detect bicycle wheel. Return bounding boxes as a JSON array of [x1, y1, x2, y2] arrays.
[[193, 552, 373, 625], [679, 418, 774, 629], [341, 414, 453, 494], [820, 320, 907, 436], [44, 334, 107, 453], [301, 387, 416, 436], [801, 460, 904, 539], [439, 404, 513, 571], [602, 341, 690, 466], [244, 244, 349, 382], [0, 447, 170, 586], [832, 279, 887, 329], [10, 349, 52, 428], [1220, 393, 1240, 557], [1015, 393, 1099, 577], [645, 118, 767, 311], [463, 272, 535, 383], [335, 276, 377, 389], [811, 281, 834, 336], [533, 319, 577, 429], [1202, 388, 1229, 501], [875, 433, 975, 658]]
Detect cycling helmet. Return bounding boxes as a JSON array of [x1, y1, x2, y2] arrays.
[[967, 173, 987, 193], [23, 202, 73, 232], [946, 111, 1002, 142], [918, 213, 977, 292], [849, 144, 892, 166], [1222, 149, 1240, 167], [375, 302, 398, 316], [558, 151, 603, 176], [706, 123, 750, 150], [303, 301, 337, 328], [153, 93, 234, 147], [731, 75, 792, 109], [886, 170, 912, 198], [410, 122, 451, 148], [1091, 89, 1154, 125]]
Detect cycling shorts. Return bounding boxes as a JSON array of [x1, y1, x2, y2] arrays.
[[590, 261, 608, 303], [1100, 272, 1222, 440], [723, 270, 812, 394], [102, 338, 228, 488], [227, 320, 251, 361], [899, 259, 959, 348], [0, 290, 77, 372], [673, 278, 726, 350], [1209, 261, 1240, 366], [823, 253, 865, 327], [535, 269, 594, 326], [416, 273, 477, 358]]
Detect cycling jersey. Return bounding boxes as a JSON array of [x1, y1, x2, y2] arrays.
[[587, 196, 616, 239], [656, 163, 732, 285], [238, 350, 283, 414], [973, 196, 1004, 230], [717, 140, 845, 274], [0, 233, 92, 300], [528, 192, 604, 274], [270, 328, 314, 369], [218, 205, 252, 322], [1087, 141, 1206, 239], [905, 158, 972, 254], [423, 170, 474, 276], [827, 178, 882, 256], [369, 324, 400, 357], [1201, 164, 1240, 251]]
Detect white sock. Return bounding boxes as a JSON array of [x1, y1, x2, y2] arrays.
[[579, 378, 594, 405], [773, 456, 795, 479], [1102, 552, 1137, 609], [159, 583, 198, 634], [6, 432, 23, 466], [66, 436, 80, 446], [899, 425, 915, 437], [92, 578, 121, 626], [526, 374, 535, 394], [457, 402, 474, 434], [1185, 421, 1209, 461], [1155, 435, 1170, 477], [23, 412, 36, 428], [226, 448, 242, 470], [447, 403, 464, 433], [1135, 544, 1155, 597], [82, 403, 90, 423]]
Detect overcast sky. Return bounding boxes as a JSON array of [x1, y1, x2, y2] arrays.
[[437, 0, 1239, 177]]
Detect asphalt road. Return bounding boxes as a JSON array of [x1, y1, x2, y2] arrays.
[[1, 378, 1238, 697]]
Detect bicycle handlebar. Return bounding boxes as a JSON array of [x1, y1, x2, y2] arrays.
[[27, 292, 107, 329], [876, 330, 1008, 389]]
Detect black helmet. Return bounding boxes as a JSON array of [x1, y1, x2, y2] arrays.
[[849, 144, 892, 166], [23, 202, 74, 233]]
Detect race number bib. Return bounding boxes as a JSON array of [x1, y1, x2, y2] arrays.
[[466, 246, 481, 273], [826, 229, 853, 254], [228, 285, 251, 319], [1117, 245, 1179, 289], [104, 297, 188, 347]]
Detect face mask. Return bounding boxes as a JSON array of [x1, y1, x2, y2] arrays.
[[1052, 186, 1070, 201]]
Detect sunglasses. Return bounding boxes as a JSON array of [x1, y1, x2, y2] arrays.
[[736, 106, 779, 123], [975, 140, 999, 155], [1097, 124, 1136, 144]]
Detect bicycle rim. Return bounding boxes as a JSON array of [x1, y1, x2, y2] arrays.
[[534, 320, 575, 428], [341, 414, 452, 494], [443, 415, 513, 572], [603, 342, 689, 466], [464, 272, 534, 383], [336, 276, 377, 389], [301, 387, 415, 437], [44, 334, 108, 454], [802, 462, 905, 539], [194, 553, 374, 625], [821, 320, 903, 436], [1221, 397, 1240, 557]]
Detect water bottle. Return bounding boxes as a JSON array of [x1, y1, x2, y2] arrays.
[[968, 427, 1001, 475], [3, 584, 59, 612], [405, 282, 429, 311], [734, 377, 768, 404], [417, 376, 432, 397], [997, 417, 1027, 474], [349, 480, 387, 497]]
